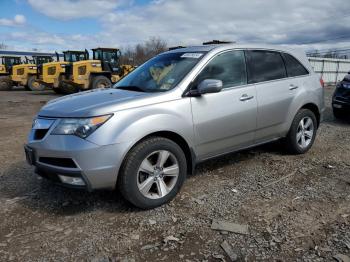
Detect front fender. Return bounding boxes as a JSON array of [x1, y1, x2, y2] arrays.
[[87, 99, 195, 149]]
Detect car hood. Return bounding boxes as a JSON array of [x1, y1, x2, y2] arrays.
[[38, 88, 152, 117]]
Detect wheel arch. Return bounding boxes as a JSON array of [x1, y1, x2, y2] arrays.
[[300, 103, 320, 127], [119, 130, 195, 182]]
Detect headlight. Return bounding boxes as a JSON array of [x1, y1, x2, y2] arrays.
[[60, 64, 66, 68], [91, 63, 101, 67], [29, 66, 37, 70], [51, 114, 112, 138]]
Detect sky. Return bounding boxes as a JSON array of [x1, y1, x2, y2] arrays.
[[0, 0, 350, 53]]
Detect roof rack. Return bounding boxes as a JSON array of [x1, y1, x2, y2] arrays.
[[202, 40, 234, 45], [168, 46, 186, 51]]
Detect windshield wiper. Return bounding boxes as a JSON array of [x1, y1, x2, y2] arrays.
[[116, 85, 145, 92]]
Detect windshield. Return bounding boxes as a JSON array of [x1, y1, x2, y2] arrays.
[[64, 52, 86, 62], [3, 57, 21, 66], [35, 56, 53, 64], [114, 52, 206, 92], [94, 50, 119, 63]]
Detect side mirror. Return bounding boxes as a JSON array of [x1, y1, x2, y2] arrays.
[[197, 79, 223, 94]]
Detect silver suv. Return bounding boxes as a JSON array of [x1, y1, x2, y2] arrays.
[[25, 44, 325, 209]]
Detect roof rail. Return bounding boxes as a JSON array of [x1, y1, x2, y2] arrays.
[[202, 40, 234, 45], [168, 46, 186, 51]]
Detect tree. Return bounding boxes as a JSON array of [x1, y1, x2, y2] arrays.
[[119, 37, 168, 66], [0, 42, 7, 50]]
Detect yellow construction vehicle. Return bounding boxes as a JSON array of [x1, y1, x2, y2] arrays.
[[37, 50, 89, 94], [63, 47, 134, 91], [11, 55, 54, 91], [0, 56, 22, 90]]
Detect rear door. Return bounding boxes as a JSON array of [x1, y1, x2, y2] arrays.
[[190, 50, 257, 159], [245, 50, 306, 143]]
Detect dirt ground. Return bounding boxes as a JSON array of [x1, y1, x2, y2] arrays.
[[0, 86, 349, 262]]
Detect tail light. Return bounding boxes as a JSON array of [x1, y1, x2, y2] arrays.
[[320, 78, 324, 88]]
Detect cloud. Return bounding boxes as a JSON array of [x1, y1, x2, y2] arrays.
[[0, 14, 26, 26], [27, 0, 120, 20], [97, 0, 350, 48], [4, 0, 350, 52]]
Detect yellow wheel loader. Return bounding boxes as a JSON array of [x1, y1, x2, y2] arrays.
[[37, 50, 89, 94], [11, 55, 54, 91], [63, 48, 135, 91], [0, 56, 22, 90]]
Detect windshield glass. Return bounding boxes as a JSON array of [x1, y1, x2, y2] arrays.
[[4, 57, 21, 66], [35, 57, 53, 64], [64, 52, 86, 62], [94, 50, 119, 63], [114, 52, 206, 92]]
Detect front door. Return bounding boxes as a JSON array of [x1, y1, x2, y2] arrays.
[[190, 50, 257, 159]]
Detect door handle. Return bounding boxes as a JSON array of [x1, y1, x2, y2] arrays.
[[289, 84, 299, 90], [240, 94, 254, 101]]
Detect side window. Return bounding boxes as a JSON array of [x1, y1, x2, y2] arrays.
[[281, 53, 309, 77], [246, 50, 287, 84], [194, 50, 247, 89]]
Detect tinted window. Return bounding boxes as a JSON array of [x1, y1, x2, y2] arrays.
[[195, 50, 247, 88], [246, 50, 286, 84], [282, 53, 308, 77]]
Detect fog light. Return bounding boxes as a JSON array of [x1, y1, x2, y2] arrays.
[[58, 175, 85, 186]]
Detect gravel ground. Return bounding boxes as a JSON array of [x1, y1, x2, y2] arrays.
[[0, 86, 349, 262]]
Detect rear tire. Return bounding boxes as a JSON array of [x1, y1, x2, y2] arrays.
[[91, 75, 112, 89], [28, 75, 45, 91], [285, 109, 317, 154], [118, 137, 187, 209], [0, 76, 13, 91]]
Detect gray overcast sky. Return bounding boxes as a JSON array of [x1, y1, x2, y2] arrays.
[[1, 0, 350, 52]]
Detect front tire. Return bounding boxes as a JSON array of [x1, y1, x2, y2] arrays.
[[285, 109, 317, 154], [91, 75, 112, 89], [28, 75, 45, 91], [118, 137, 187, 209]]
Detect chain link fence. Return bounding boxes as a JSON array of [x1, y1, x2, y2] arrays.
[[308, 57, 350, 85]]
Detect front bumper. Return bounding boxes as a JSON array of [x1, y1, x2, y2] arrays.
[[332, 98, 350, 111], [25, 133, 131, 191]]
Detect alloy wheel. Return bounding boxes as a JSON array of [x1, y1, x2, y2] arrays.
[[137, 150, 179, 199], [296, 116, 314, 149]]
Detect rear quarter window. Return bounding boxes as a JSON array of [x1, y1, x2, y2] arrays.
[[245, 50, 287, 84], [281, 53, 309, 77]]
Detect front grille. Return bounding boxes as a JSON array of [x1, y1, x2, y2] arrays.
[[34, 129, 49, 140], [39, 157, 77, 168], [48, 66, 56, 75], [17, 68, 24, 75]]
